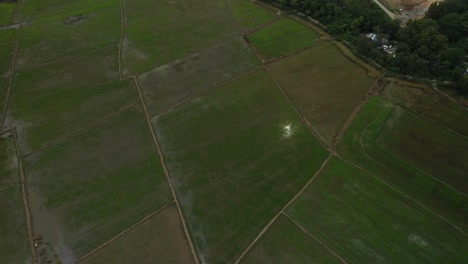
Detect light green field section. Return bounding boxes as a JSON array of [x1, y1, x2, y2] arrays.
[[382, 82, 468, 136], [337, 96, 468, 232], [0, 2, 15, 27], [8, 48, 138, 152], [123, 0, 240, 77], [24, 105, 172, 260], [15, 0, 121, 69], [248, 18, 318, 60], [80, 204, 195, 264], [138, 36, 260, 115], [155, 70, 328, 263], [0, 185, 31, 264], [0, 28, 18, 44], [228, 0, 277, 32], [241, 215, 341, 264], [269, 42, 374, 146], [287, 157, 468, 263], [0, 137, 17, 189], [376, 106, 468, 194]]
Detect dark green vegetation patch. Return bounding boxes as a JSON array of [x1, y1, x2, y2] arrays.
[[0, 185, 31, 263], [16, 0, 121, 69], [248, 17, 318, 60], [241, 215, 341, 264], [228, 0, 277, 32], [338, 96, 468, 232], [286, 157, 468, 263], [122, 0, 239, 77], [155, 70, 328, 263], [8, 49, 138, 152]]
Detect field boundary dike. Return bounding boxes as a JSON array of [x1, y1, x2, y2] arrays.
[[132, 77, 200, 264], [234, 155, 332, 264], [77, 201, 175, 262], [338, 156, 468, 237], [282, 212, 347, 263]]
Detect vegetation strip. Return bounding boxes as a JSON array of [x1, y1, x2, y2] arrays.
[[282, 212, 347, 263], [12, 128, 37, 264], [234, 155, 331, 264], [132, 77, 200, 264], [338, 155, 468, 237], [22, 103, 139, 158], [77, 201, 175, 262]]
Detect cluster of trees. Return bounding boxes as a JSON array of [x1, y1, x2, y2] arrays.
[[263, 0, 468, 93]]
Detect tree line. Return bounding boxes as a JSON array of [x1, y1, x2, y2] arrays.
[[262, 0, 468, 93]]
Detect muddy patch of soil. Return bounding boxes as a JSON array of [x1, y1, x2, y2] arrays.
[[63, 14, 87, 25]]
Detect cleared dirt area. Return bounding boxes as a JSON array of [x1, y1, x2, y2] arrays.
[[377, 0, 439, 21]]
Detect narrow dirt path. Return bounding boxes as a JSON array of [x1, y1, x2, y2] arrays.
[[234, 155, 332, 264], [282, 212, 347, 263], [0, 183, 16, 192], [118, 0, 127, 80], [331, 78, 384, 150], [371, 0, 397, 19], [132, 77, 200, 264], [12, 128, 37, 264], [1, 25, 20, 129], [10, 0, 23, 24], [338, 155, 468, 237], [77, 201, 174, 262], [224, 0, 246, 35]]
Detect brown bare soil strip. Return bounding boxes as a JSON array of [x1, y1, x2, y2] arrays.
[[10, 0, 22, 24], [11, 128, 37, 264], [282, 212, 348, 263], [23, 102, 139, 158], [118, 0, 126, 80], [0, 183, 16, 192], [234, 155, 332, 264], [132, 77, 200, 264], [338, 155, 468, 237], [264, 65, 331, 151], [154, 68, 262, 116], [77, 200, 175, 262], [16, 45, 115, 73], [331, 79, 385, 150], [1, 25, 20, 129]]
